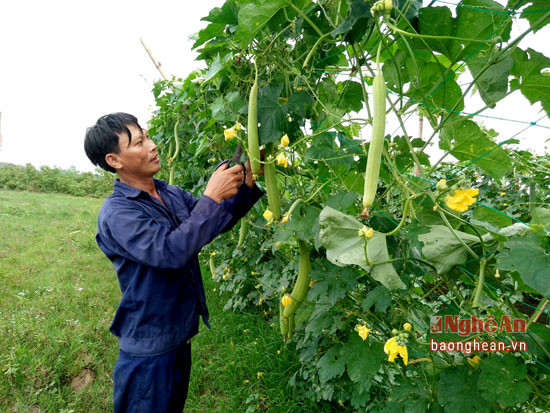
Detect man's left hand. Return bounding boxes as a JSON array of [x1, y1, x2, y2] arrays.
[[244, 148, 265, 188]]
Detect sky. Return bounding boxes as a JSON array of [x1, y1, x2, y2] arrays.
[[0, 0, 548, 173]]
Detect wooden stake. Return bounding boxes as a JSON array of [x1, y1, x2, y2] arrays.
[[139, 36, 169, 81]]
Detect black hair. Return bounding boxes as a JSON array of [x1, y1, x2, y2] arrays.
[[84, 112, 142, 173]]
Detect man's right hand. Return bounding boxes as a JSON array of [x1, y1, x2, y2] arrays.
[[203, 164, 245, 203]]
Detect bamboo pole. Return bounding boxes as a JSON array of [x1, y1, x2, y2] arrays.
[[139, 36, 169, 81]]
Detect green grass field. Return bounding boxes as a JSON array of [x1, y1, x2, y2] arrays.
[[0, 190, 328, 412]]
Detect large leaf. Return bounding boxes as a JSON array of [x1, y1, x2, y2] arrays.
[[467, 51, 513, 107], [340, 336, 385, 393], [437, 367, 490, 413], [257, 83, 286, 145], [531, 207, 550, 232], [496, 232, 550, 296], [418, 225, 482, 274], [418, 7, 458, 60], [367, 233, 406, 290], [331, 0, 372, 43], [203, 52, 233, 84], [453, 0, 512, 59], [308, 264, 357, 306], [316, 346, 346, 383], [520, 1, 550, 34], [319, 206, 367, 269], [319, 206, 406, 290], [478, 355, 531, 407], [234, 0, 286, 46], [201, 0, 238, 25], [440, 116, 512, 179], [362, 285, 391, 313], [511, 48, 550, 115]]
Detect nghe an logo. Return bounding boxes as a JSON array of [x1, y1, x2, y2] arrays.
[[430, 315, 526, 337]]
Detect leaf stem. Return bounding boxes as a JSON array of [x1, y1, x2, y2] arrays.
[[286, 2, 324, 37]]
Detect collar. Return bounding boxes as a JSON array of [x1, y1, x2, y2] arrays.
[[113, 178, 168, 199]]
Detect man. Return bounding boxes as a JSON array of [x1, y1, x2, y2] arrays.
[[84, 112, 263, 412]]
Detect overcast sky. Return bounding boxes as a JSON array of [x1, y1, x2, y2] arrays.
[[0, 0, 548, 173]]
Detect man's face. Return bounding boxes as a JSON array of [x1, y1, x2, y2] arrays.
[[109, 124, 161, 178]]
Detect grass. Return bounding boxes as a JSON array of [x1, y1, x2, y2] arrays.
[[0, 190, 329, 412]]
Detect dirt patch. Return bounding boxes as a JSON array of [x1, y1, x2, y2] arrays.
[[71, 368, 95, 391]]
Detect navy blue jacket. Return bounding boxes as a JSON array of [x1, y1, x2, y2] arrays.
[[96, 177, 263, 356]]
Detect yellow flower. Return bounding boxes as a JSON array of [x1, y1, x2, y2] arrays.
[[500, 192, 506, 196], [495, 269, 500, 278], [281, 212, 291, 224], [263, 209, 273, 221], [355, 324, 371, 341], [224, 127, 237, 141], [234, 122, 243, 131], [384, 337, 408, 365], [403, 322, 412, 332], [309, 280, 316, 288], [257, 372, 264, 379], [358, 225, 374, 239], [445, 188, 479, 212], [436, 179, 447, 191], [281, 293, 292, 307], [244, 257, 248, 262], [276, 153, 288, 168], [280, 134, 290, 147], [467, 355, 481, 367], [210, 252, 216, 256]]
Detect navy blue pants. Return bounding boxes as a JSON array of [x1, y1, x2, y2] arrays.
[[113, 340, 192, 413]]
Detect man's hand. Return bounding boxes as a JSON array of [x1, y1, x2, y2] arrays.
[[244, 148, 265, 188], [203, 164, 246, 203]]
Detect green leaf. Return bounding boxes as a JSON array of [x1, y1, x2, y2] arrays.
[[511, 48, 550, 115], [309, 265, 357, 306], [340, 336, 384, 392], [496, 232, 550, 296], [319, 207, 405, 290], [396, 0, 422, 20], [191, 23, 226, 49], [418, 225, 481, 274], [331, 0, 372, 43], [521, 1, 550, 34], [418, 7, 458, 60], [305, 133, 353, 166], [201, 0, 238, 25], [210, 97, 233, 122], [478, 355, 531, 406], [472, 205, 512, 228], [440, 116, 512, 179], [367, 234, 406, 290], [467, 51, 513, 107], [362, 285, 391, 313], [383, 379, 431, 413], [326, 191, 359, 212], [453, 0, 512, 59], [203, 52, 233, 84], [319, 206, 367, 270], [283, 90, 314, 119], [338, 81, 364, 113], [437, 367, 490, 413], [257, 83, 286, 145], [316, 346, 346, 383], [531, 207, 550, 231], [225, 91, 244, 113], [234, 0, 286, 46]]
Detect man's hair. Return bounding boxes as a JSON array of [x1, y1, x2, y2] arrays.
[[84, 112, 142, 173]]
